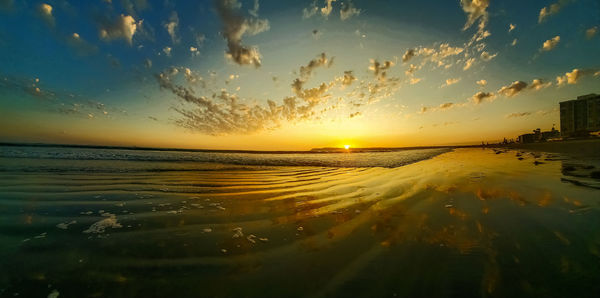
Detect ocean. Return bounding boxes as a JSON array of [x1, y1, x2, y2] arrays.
[[1, 145, 599, 297]]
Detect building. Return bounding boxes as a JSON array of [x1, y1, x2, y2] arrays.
[[517, 127, 560, 144], [560, 93, 600, 137]]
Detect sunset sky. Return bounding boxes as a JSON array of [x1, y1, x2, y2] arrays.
[[1, 0, 599, 150]]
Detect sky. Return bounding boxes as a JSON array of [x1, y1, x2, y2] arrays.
[[0, 0, 599, 150]]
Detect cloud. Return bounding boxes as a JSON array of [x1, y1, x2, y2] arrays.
[[441, 78, 460, 88], [538, 0, 572, 23], [404, 64, 418, 76], [470, 91, 495, 104], [418, 102, 465, 114], [463, 57, 475, 70], [586, 26, 598, 39], [303, 0, 338, 19], [190, 46, 199, 56], [349, 111, 361, 118], [164, 11, 180, 44], [460, 0, 490, 43], [476, 79, 487, 86], [402, 49, 415, 63], [215, 0, 270, 67], [369, 59, 395, 81], [300, 52, 334, 79], [541, 35, 560, 51], [321, 0, 336, 17], [506, 112, 532, 118], [480, 51, 497, 61], [98, 14, 141, 44], [340, 0, 360, 20], [0, 74, 120, 119], [529, 79, 551, 90], [154, 54, 344, 135], [66, 33, 98, 56], [409, 78, 421, 85], [508, 23, 516, 32], [163, 46, 172, 57], [401, 44, 464, 69], [497, 80, 528, 97], [439, 102, 456, 110], [37, 3, 55, 27], [302, 1, 319, 18], [556, 68, 582, 86], [511, 38, 518, 46], [248, 0, 260, 17], [336, 70, 357, 87], [460, 0, 489, 31]]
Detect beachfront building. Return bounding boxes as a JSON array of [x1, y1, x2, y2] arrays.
[[516, 127, 560, 144], [559, 93, 600, 137]]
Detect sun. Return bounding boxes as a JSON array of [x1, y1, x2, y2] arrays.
[[344, 145, 350, 150]]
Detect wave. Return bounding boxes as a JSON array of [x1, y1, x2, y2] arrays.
[[0, 146, 452, 169]]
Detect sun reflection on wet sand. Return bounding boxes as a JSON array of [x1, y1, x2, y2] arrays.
[[1, 148, 600, 297]]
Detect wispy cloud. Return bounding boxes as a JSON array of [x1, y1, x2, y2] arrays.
[[37, 3, 55, 27], [497, 81, 528, 97], [154, 53, 351, 135], [340, 0, 360, 20], [164, 11, 180, 44], [538, 0, 572, 23], [586, 26, 598, 39], [441, 78, 460, 88], [506, 111, 532, 118]]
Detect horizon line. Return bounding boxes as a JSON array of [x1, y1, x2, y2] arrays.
[[0, 141, 484, 154]]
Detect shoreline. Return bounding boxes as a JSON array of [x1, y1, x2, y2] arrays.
[[0, 141, 478, 155], [493, 138, 600, 158]]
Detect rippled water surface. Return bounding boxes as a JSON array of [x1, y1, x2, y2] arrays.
[[1, 146, 600, 297]]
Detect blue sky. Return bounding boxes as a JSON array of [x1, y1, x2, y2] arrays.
[[0, 0, 599, 149]]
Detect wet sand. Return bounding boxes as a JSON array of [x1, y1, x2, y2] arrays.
[[503, 138, 600, 158], [1, 148, 600, 297]]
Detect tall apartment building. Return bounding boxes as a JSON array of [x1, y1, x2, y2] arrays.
[[559, 93, 600, 137]]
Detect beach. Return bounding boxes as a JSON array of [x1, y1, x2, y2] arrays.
[[1, 146, 600, 297]]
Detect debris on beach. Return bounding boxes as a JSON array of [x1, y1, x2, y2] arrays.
[[34, 232, 47, 239], [209, 202, 226, 211], [56, 220, 77, 230], [232, 227, 244, 238], [202, 228, 212, 233], [444, 204, 454, 208], [83, 213, 122, 234], [247, 234, 257, 243], [297, 226, 304, 231], [534, 160, 545, 165]]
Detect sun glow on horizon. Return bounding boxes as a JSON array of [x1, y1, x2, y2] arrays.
[[344, 145, 350, 150]]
